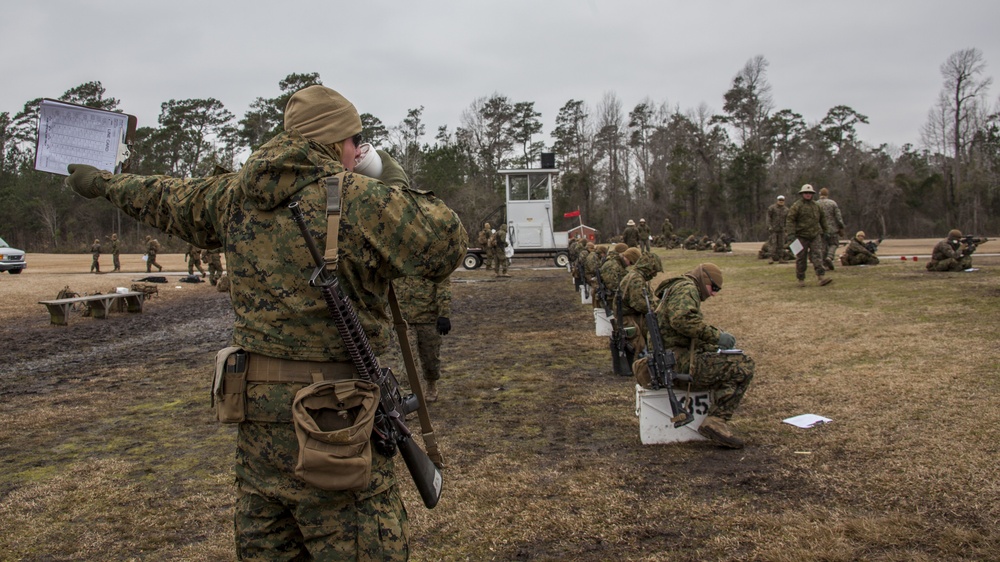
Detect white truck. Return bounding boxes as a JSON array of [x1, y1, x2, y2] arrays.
[[462, 163, 570, 270]]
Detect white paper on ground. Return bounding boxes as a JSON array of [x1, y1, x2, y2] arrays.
[[782, 414, 831, 428]]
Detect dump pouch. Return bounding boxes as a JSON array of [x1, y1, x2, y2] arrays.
[[213, 346, 248, 423], [291, 379, 379, 491], [633, 355, 653, 389]]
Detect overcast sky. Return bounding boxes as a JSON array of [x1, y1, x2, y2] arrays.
[[3, 0, 999, 155]]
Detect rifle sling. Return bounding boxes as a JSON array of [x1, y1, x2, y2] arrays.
[[388, 284, 445, 468], [323, 173, 444, 468]]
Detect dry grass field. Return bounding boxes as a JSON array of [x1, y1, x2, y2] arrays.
[[0, 241, 997, 561]]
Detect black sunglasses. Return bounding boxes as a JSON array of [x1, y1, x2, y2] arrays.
[[352, 133, 364, 146], [710, 279, 721, 292]]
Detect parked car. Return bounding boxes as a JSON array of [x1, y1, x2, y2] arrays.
[[0, 236, 26, 274]]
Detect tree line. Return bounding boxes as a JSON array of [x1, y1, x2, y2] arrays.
[[2, 49, 998, 254]]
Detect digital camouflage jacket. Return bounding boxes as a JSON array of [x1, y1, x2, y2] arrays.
[[653, 275, 723, 373], [393, 275, 452, 324], [103, 130, 467, 362], [785, 198, 828, 240]]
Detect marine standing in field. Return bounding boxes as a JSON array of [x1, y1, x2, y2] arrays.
[[186, 243, 206, 277], [145, 235, 162, 273], [65, 84, 468, 560], [478, 222, 494, 271], [653, 263, 754, 448], [841, 231, 879, 266], [617, 251, 663, 359], [393, 275, 452, 402], [766, 195, 788, 264], [203, 247, 224, 285], [661, 217, 675, 249], [637, 218, 651, 253], [110, 232, 121, 271], [490, 223, 510, 277], [816, 187, 846, 270], [785, 184, 832, 287], [90, 238, 101, 273], [623, 219, 640, 248], [926, 229, 973, 272]]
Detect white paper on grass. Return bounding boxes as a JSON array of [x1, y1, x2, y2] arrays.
[[782, 414, 831, 428], [789, 238, 804, 255]]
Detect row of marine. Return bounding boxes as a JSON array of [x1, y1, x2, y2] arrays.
[[567, 243, 755, 450]]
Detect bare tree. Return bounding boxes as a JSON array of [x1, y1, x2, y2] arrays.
[[923, 48, 993, 222]]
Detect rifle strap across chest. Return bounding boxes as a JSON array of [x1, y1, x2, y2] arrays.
[[321, 172, 444, 468]]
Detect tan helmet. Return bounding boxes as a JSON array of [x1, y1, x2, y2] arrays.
[[819, 187, 830, 197], [484, 222, 491, 229], [777, 195, 785, 200], [799, 184, 816, 194], [626, 219, 636, 226], [613, 243, 628, 254], [948, 229, 963, 240], [639, 218, 646, 223], [856, 231, 866, 240]]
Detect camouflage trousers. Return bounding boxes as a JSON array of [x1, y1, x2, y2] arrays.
[[112, 253, 120, 270], [491, 249, 508, 274], [822, 232, 840, 264], [408, 323, 442, 381], [927, 255, 972, 272], [794, 235, 827, 280], [768, 230, 786, 261], [234, 421, 409, 561], [188, 260, 206, 276], [674, 350, 755, 421], [843, 253, 879, 266]]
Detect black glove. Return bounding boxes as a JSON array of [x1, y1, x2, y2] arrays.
[[65, 164, 111, 198], [436, 317, 451, 336], [718, 331, 736, 350]]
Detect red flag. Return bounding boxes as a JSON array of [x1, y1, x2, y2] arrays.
[[563, 209, 581, 218]]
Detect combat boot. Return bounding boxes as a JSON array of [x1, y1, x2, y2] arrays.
[[818, 277, 832, 286], [797, 279, 805, 288], [697, 416, 745, 449], [425, 380, 438, 402]]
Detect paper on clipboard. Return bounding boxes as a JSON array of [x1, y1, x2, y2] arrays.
[[33, 99, 137, 176], [789, 238, 804, 256], [782, 414, 831, 428]]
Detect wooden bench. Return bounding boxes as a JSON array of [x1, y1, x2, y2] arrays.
[[38, 291, 145, 326]]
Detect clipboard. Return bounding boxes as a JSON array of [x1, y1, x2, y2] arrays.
[[33, 98, 137, 176]]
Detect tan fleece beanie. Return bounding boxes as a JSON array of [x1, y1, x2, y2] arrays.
[[622, 248, 641, 264], [284, 85, 362, 145], [688, 263, 723, 301]]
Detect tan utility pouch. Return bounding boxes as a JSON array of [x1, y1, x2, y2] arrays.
[[213, 346, 248, 423], [292, 379, 379, 491], [633, 356, 653, 389]]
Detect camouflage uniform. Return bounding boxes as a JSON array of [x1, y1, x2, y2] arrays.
[[661, 218, 675, 249], [584, 245, 606, 309], [683, 235, 698, 250], [204, 248, 225, 285], [490, 226, 509, 276], [653, 271, 754, 424], [816, 191, 845, 269], [695, 236, 713, 251], [110, 233, 121, 271], [70, 87, 467, 560], [617, 252, 663, 358], [478, 224, 494, 270], [785, 186, 830, 285], [622, 221, 640, 247], [145, 236, 162, 272], [766, 198, 789, 263], [636, 220, 651, 253], [393, 275, 452, 400], [186, 243, 206, 277], [841, 235, 879, 266], [90, 239, 101, 273], [927, 232, 971, 271]]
